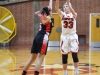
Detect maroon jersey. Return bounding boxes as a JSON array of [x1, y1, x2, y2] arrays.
[[39, 22, 53, 35]]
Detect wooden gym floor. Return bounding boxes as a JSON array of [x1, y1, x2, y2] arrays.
[[0, 45, 100, 75]]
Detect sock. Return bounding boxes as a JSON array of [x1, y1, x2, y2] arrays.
[[22, 70, 27, 75], [63, 70, 68, 75], [34, 71, 39, 75], [74, 68, 79, 74]]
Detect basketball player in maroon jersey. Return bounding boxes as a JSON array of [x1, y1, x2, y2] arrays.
[[22, 6, 53, 75]]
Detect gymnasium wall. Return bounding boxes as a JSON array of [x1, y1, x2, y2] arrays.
[[2, 0, 100, 46], [3, 1, 34, 45]]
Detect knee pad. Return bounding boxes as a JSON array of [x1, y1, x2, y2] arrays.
[[62, 55, 68, 64], [72, 53, 79, 62]]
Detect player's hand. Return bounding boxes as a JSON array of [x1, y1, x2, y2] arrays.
[[35, 11, 40, 14], [67, 0, 72, 7], [66, 0, 70, 5]]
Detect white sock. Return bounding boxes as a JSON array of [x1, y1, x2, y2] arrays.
[[63, 70, 68, 75], [74, 68, 79, 74]]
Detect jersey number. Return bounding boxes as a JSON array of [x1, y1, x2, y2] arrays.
[[63, 21, 73, 28]]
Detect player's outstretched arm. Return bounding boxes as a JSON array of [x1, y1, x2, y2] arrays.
[[49, 0, 52, 10], [67, 0, 77, 19], [48, 0, 52, 16], [42, 14, 51, 25], [55, 0, 62, 16]]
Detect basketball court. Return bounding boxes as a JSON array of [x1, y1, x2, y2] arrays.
[[0, 0, 100, 75], [0, 45, 100, 75]]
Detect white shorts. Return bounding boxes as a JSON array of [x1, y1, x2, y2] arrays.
[[60, 33, 79, 54]]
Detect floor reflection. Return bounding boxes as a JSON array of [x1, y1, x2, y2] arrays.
[[0, 46, 16, 75]]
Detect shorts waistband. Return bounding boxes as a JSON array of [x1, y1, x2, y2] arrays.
[[62, 32, 76, 36]]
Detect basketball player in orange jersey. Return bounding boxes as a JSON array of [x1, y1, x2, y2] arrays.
[[55, 0, 79, 75], [22, 5, 53, 75]]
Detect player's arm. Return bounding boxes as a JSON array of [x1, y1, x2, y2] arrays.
[[67, 0, 77, 19], [49, 0, 52, 10], [35, 11, 43, 20], [42, 15, 51, 25], [35, 11, 41, 17], [35, 10, 51, 24], [55, 0, 62, 16], [44, 0, 52, 25]]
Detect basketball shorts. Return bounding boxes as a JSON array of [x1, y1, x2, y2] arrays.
[[60, 33, 79, 54], [31, 32, 49, 55]]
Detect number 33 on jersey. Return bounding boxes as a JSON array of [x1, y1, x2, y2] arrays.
[[61, 12, 77, 35]]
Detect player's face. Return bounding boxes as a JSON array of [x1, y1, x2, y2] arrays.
[[49, 11, 52, 16], [48, 7, 52, 16], [63, 4, 70, 13]]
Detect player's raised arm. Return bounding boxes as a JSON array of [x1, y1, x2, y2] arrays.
[[49, 0, 52, 10], [67, 0, 77, 19], [55, 0, 62, 16]]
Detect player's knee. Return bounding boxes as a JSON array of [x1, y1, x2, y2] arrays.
[[72, 53, 79, 62], [62, 54, 68, 64]]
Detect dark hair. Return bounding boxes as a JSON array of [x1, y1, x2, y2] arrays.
[[41, 6, 51, 16]]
